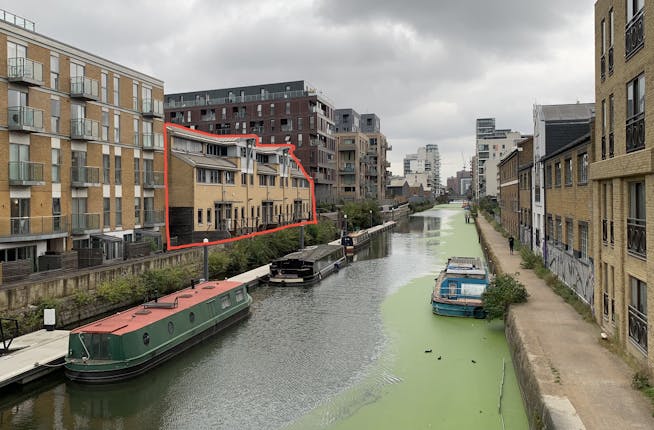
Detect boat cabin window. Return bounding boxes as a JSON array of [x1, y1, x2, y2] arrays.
[[447, 281, 457, 298], [221, 295, 231, 309], [235, 289, 244, 302], [89, 333, 110, 360]]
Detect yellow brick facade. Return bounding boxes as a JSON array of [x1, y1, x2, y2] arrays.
[[0, 18, 165, 270], [594, 0, 654, 371]]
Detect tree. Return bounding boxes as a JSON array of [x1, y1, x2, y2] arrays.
[[481, 273, 528, 320]]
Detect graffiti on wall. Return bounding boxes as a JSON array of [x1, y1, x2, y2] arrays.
[[546, 244, 594, 306]]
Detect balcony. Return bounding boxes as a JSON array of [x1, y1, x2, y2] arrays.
[[7, 57, 43, 86], [9, 161, 44, 186], [143, 171, 165, 188], [625, 11, 644, 60], [71, 166, 101, 187], [626, 113, 645, 153], [143, 210, 165, 227], [142, 99, 164, 118], [71, 118, 100, 141], [0, 216, 68, 241], [142, 132, 164, 150], [72, 213, 101, 235], [627, 218, 646, 258], [339, 165, 355, 174], [70, 76, 99, 101], [628, 305, 648, 353], [8, 106, 44, 133], [339, 142, 356, 151]]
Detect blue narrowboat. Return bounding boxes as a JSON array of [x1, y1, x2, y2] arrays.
[[431, 257, 489, 318]]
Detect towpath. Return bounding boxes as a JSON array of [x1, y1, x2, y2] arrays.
[[477, 214, 654, 429]]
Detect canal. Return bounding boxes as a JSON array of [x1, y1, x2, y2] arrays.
[[0, 205, 528, 429]]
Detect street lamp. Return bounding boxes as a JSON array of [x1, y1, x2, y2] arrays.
[[369, 209, 373, 228], [344, 214, 348, 235]]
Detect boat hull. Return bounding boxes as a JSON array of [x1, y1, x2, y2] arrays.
[[65, 305, 250, 383], [432, 300, 486, 318]]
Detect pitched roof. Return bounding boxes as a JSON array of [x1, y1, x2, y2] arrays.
[[173, 152, 238, 170], [540, 103, 595, 121]]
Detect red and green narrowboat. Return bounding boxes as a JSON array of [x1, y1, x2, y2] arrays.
[[65, 279, 251, 383]]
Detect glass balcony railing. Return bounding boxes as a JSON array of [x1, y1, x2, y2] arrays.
[[142, 133, 164, 150], [9, 161, 44, 184], [72, 213, 101, 234], [7, 57, 43, 84], [70, 76, 99, 100], [144, 210, 165, 226], [0, 9, 35, 31], [0, 216, 68, 239], [8, 106, 44, 131], [142, 99, 164, 117], [143, 171, 165, 188], [71, 118, 100, 140], [71, 166, 101, 186]]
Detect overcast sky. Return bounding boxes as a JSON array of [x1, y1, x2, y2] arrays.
[[7, 0, 596, 180]]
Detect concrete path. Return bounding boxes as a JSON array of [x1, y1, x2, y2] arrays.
[[477, 215, 654, 429], [0, 329, 69, 388]]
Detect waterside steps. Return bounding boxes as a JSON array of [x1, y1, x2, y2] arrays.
[[0, 329, 70, 389]]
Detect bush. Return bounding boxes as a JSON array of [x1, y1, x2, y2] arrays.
[[482, 273, 529, 320], [520, 247, 542, 269]]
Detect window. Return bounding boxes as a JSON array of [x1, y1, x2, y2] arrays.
[[554, 162, 561, 186], [235, 289, 244, 302], [627, 74, 645, 120], [207, 208, 211, 224], [115, 197, 122, 226], [197, 208, 203, 224], [298, 117, 303, 130], [101, 72, 108, 103], [627, 0, 644, 23], [50, 99, 60, 133], [221, 295, 231, 309], [628, 181, 646, 257], [10, 198, 30, 234], [629, 276, 647, 352], [114, 156, 122, 185], [50, 55, 59, 90], [259, 175, 267, 186], [269, 176, 276, 186], [102, 111, 109, 141], [564, 158, 573, 186], [113, 76, 120, 106], [545, 164, 552, 188], [103, 155, 110, 184], [225, 171, 234, 184], [285, 102, 291, 115], [114, 113, 120, 143], [579, 222, 589, 260], [51, 148, 60, 183], [132, 82, 138, 110], [241, 172, 247, 186], [134, 158, 140, 185], [577, 153, 588, 184], [131, 197, 139, 224], [566, 219, 573, 251], [556, 217, 562, 245], [257, 104, 262, 117], [52, 198, 61, 231], [104, 198, 111, 227], [270, 103, 275, 115], [133, 118, 139, 146]]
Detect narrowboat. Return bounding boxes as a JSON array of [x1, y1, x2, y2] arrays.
[[431, 257, 489, 318], [269, 244, 346, 286], [65, 279, 252, 383], [341, 230, 371, 255]]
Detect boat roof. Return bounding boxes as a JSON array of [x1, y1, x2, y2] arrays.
[[347, 230, 369, 238], [445, 257, 486, 276], [274, 244, 343, 263], [71, 280, 243, 336]]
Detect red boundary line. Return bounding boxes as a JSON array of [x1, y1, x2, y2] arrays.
[[163, 122, 317, 251]]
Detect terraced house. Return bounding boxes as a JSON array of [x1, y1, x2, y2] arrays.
[[166, 126, 312, 246], [592, 0, 653, 370], [0, 10, 165, 280]]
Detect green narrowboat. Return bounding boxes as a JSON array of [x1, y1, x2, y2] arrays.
[[65, 279, 251, 383]]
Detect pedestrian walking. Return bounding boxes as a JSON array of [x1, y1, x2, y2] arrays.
[[508, 236, 515, 255]]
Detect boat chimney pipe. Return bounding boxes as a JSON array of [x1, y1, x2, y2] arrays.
[[191, 279, 196, 289]]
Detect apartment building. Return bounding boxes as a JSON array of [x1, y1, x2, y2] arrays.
[[531, 104, 594, 257], [403, 144, 441, 194], [445, 169, 472, 197], [518, 137, 533, 248], [474, 118, 523, 200], [0, 11, 165, 275], [335, 131, 369, 202], [498, 148, 520, 239], [593, 0, 652, 369], [164, 81, 336, 204], [166, 125, 312, 246], [543, 130, 593, 305]]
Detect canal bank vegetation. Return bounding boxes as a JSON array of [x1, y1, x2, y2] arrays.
[[482, 273, 529, 320], [342, 200, 382, 230], [409, 201, 434, 213]]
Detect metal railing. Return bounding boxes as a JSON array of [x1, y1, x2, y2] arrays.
[[8, 106, 44, 130], [70, 76, 99, 99], [9, 161, 44, 184], [143, 171, 165, 187], [626, 113, 645, 153], [71, 118, 100, 140], [7, 57, 43, 83], [0, 9, 35, 31], [625, 11, 644, 60], [71, 166, 101, 185], [627, 218, 646, 258], [165, 89, 324, 109], [628, 305, 648, 353], [142, 132, 164, 150], [71, 213, 101, 234], [142, 98, 164, 116]]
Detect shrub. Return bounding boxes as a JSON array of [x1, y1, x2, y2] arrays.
[[482, 273, 529, 320]]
